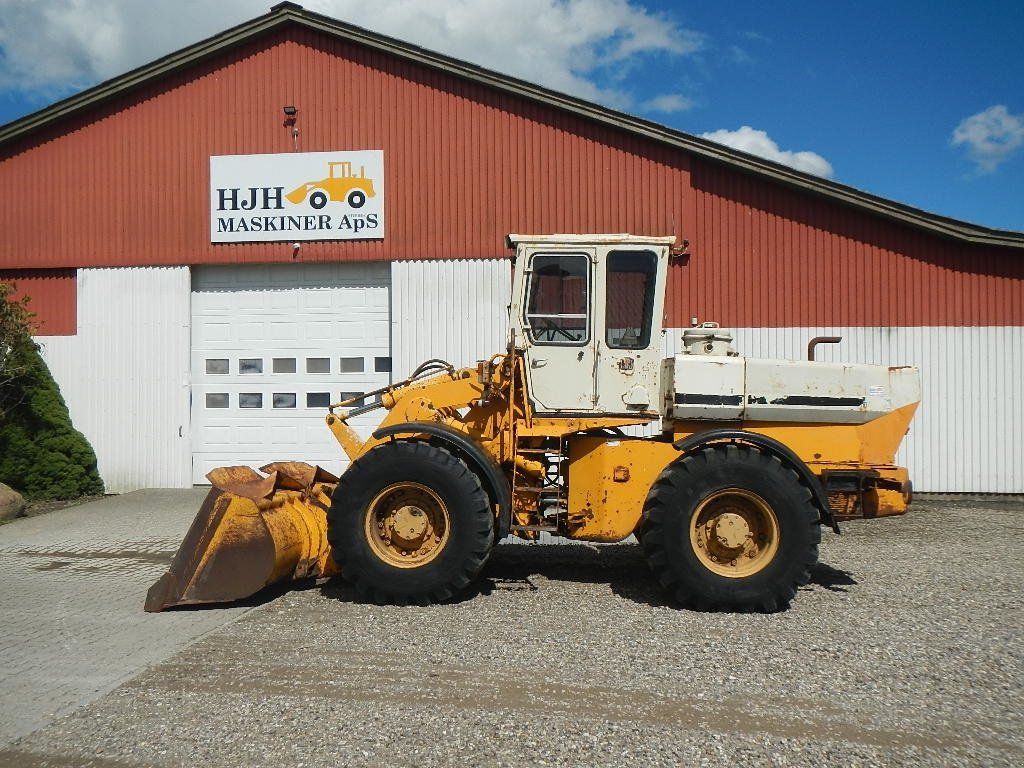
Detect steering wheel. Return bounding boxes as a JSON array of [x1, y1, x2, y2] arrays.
[[538, 317, 578, 342]]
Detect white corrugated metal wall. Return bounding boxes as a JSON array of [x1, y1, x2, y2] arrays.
[[391, 259, 511, 378], [37, 267, 191, 492], [31, 258, 1022, 494]]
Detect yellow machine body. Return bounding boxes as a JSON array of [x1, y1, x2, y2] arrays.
[[562, 406, 917, 544], [147, 355, 915, 610], [147, 233, 921, 612]]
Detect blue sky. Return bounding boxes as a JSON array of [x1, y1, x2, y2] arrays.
[[0, 0, 1020, 232], [646, 1, 1024, 232]]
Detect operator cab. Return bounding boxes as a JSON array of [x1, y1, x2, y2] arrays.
[[507, 234, 673, 416]]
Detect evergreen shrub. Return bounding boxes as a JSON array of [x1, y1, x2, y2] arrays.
[[1, 284, 104, 499]]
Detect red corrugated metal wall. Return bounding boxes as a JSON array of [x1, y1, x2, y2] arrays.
[[0, 270, 76, 335], [679, 160, 1023, 327], [1, 25, 1020, 329], [0, 29, 686, 269]]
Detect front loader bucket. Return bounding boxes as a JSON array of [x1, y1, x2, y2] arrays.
[[145, 463, 340, 612], [285, 184, 311, 204]]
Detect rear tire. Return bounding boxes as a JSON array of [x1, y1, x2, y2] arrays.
[[328, 441, 493, 604], [640, 443, 820, 612]]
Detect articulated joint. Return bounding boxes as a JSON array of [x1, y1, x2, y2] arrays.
[[372, 422, 513, 540], [672, 429, 840, 534]]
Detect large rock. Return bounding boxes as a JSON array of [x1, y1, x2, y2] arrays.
[[0, 482, 26, 522]]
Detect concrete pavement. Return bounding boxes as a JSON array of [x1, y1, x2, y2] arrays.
[[0, 490, 252, 746]]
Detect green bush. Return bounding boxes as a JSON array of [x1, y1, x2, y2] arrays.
[[0, 287, 103, 500]]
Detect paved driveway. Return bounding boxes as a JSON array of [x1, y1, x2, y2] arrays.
[[0, 490, 252, 746], [0, 494, 1021, 767]]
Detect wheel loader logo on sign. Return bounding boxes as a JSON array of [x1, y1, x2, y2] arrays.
[[286, 161, 376, 210]]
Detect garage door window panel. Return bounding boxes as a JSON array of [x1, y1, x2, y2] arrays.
[[341, 391, 365, 406], [307, 392, 331, 408], [273, 358, 297, 373], [240, 358, 263, 374], [239, 393, 263, 408]]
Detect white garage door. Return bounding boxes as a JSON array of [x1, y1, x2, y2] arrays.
[[191, 262, 391, 484]]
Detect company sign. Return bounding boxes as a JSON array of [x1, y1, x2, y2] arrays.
[[210, 150, 384, 243]]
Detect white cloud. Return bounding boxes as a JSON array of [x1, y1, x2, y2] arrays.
[[727, 45, 753, 65], [640, 93, 692, 114], [952, 105, 1024, 174], [0, 0, 701, 111], [700, 125, 833, 178], [0, 0, 129, 94]]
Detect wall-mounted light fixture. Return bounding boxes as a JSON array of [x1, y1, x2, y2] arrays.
[[282, 105, 299, 150]]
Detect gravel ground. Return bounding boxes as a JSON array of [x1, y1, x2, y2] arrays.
[[2, 496, 1021, 767]]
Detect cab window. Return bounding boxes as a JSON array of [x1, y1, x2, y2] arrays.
[[606, 250, 657, 349], [524, 253, 589, 345]]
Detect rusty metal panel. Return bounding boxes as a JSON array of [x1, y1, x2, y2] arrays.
[[0, 270, 76, 335]]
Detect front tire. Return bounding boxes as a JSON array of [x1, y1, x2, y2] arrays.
[[328, 441, 493, 604], [640, 443, 821, 612]]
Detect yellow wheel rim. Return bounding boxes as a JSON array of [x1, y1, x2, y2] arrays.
[[689, 489, 780, 578], [364, 482, 450, 568]]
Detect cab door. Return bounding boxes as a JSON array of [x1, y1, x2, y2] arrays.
[[594, 246, 667, 416], [518, 249, 597, 412]]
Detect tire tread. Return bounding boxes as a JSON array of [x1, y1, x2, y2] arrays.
[[640, 443, 821, 612], [328, 441, 493, 605]]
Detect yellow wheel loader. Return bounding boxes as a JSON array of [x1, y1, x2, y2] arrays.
[[285, 161, 376, 209], [147, 234, 920, 613]]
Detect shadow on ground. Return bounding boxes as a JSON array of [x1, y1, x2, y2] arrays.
[[806, 562, 858, 592], [318, 543, 858, 610], [157, 579, 320, 612]]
